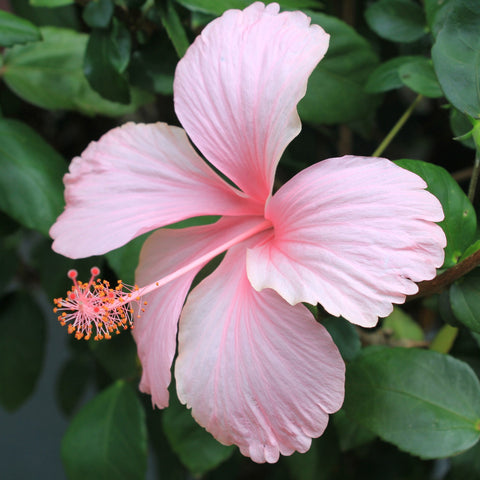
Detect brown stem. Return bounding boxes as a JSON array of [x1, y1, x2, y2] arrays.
[[408, 249, 480, 300]]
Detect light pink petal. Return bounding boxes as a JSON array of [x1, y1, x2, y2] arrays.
[[175, 242, 345, 463], [50, 122, 262, 258], [174, 2, 329, 203], [133, 216, 266, 408], [247, 156, 446, 327]]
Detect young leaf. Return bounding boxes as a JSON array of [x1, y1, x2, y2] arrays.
[[3, 27, 152, 116], [0, 118, 66, 235], [62, 381, 147, 480], [0, 10, 42, 47], [0, 293, 47, 411], [163, 389, 234, 475], [299, 12, 379, 125], [365, 0, 426, 43], [432, 0, 480, 118], [344, 346, 480, 459], [396, 159, 477, 268]]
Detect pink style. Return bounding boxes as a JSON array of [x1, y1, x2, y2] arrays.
[[50, 2, 446, 464]]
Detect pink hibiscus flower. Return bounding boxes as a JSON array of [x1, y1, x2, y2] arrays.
[[50, 2, 446, 463]]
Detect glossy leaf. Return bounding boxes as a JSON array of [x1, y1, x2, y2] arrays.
[[0, 118, 65, 235], [62, 381, 147, 480], [398, 58, 443, 98], [0, 10, 41, 47], [0, 293, 46, 411], [396, 159, 476, 268], [82, 0, 114, 29], [163, 389, 234, 474], [159, 0, 190, 58], [299, 12, 379, 125], [450, 269, 480, 333], [432, 0, 480, 118], [174, 0, 320, 16], [365, 55, 425, 93], [83, 28, 131, 104], [365, 0, 426, 43], [3, 27, 152, 116], [344, 346, 480, 459]]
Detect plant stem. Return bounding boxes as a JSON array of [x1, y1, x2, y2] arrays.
[[467, 153, 480, 203], [372, 94, 423, 157]]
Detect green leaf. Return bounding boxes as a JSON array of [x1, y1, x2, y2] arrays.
[[450, 269, 480, 333], [432, 0, 480, 118], [424, 0, 454, 37], [396, 159, 477, 268], [450, 108, 476, 149], [333, 409, 376, 452], [82, 0, 114, 29], [159, 0, 190, 58], [62, 381, 147, 480], [174, 0, 320, 16], [0, 118, 66, 235], [163, 389, 234, 474], [0, 10, 42, 47], [30, 0, 74, 6], [83, 28, 131, 104], [0, 293, 46, 411], [398, 58, 443, 98], [322, 316, 361, 362], [365, 0, 426, 43], [344, 346, 480, 459], [3, 27, 152, 116], [382, 307, 424, 342], [365, 55, 425, 93], [298, 12, 379, 125]]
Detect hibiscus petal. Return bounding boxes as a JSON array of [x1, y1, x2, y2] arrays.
[[175, 242, 345, 463], [174, 2, 329, 203], [50, 122, 261, 258], [134, 216, 267, 408], [247, 156, 446, 327]]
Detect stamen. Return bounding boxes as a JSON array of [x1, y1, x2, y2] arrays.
[[53, 267, 141, 341], [54, 218, 273, 341]]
